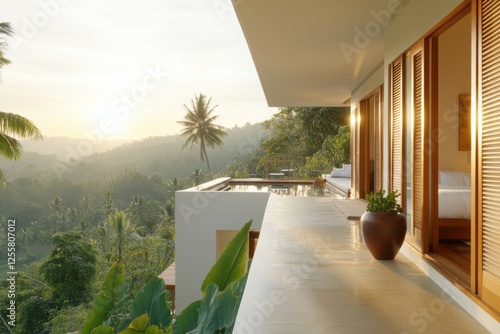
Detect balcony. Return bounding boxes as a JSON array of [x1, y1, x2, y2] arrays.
[[175, 178, 494, 332], [234, 194, 490, 333]]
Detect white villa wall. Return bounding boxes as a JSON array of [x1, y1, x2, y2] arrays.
[[175, 190, 270, 311]]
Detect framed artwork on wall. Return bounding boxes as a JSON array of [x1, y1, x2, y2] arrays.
[[459, 94, 471, 151]]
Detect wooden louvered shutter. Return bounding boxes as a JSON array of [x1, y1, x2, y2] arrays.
[[390, 57, 404, 199], [478, 0, 500, 310], [411, 42, 427, 251], [374, 86, 383, 193]]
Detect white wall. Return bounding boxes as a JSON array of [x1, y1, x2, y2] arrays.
[[438, 13, 471, 172], [351, 64, 384, 105], [175, 190, 270, 310]]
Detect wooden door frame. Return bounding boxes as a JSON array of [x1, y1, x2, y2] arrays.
[[358, 86, 384, 198], [427, 1, 473, 279], [359, 99, 368, 199]]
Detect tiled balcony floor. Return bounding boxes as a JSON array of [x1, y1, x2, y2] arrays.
[[235, 195, 490, 334]]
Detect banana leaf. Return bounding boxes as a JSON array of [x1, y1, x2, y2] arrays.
[[82, 262, 126, 334], [120, 314, 163, 334], [201, 220, 252, 293], [120, 277, 170, 330], [90, 326, 114, 334], [188, 272, 248, 334], [171, 299, 201, 334]]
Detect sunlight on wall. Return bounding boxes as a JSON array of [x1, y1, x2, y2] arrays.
[[438, 13, 471, 172]]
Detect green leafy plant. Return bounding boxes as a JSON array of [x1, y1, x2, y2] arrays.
[[365, 190, 403, 213], [40, 231, 98, 307], [82, 262, 126, 334], [201, 220, 252, 293], [186, 274, 248, 334], [174, 220, 253, 333], [119, 277, 170, 331], [83, 220, 254, 334]]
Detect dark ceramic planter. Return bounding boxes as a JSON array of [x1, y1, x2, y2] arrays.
[[360, 212, 407, 260]]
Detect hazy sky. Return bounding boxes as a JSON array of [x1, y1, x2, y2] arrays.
[[0, 0, 276, 140]]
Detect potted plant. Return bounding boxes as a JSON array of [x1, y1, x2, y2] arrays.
[[314, 175, 326, 187], [361, 190, 406, 260]]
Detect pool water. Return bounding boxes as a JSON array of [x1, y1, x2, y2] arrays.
[[229, 184, 332, 197]]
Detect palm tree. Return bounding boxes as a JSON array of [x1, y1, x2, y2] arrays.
[[111, 210, 135, 262], [1, 22, 43, 185], [0, 22, 14, 69], [191, 168, 204, 186], [177, 93, 227, 173], [166, 176, 183, 197]]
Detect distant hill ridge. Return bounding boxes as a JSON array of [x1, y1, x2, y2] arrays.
[[20, 136, 131, 160], [2, 123, 266, 183]]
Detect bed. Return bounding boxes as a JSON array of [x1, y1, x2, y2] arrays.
[[437, 170, 471, 240]]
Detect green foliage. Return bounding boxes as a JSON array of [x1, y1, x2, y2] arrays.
[[260, 108, 306, 169], [83, 219, 252, 334], [40, 231, 98, 306], [226, 161, 250, 178], [259, 107, 350, 178], [91, 326, 114, 334], [1, 22, 14, 68], [17, 295, 52, 334], [321, 125, 351, 168], [175, 221, 252, 334], [125, 236, 174, 296], [0, 123, 263, 184], [0, 111, 43, 185], [120, 314, 162, 334], [45, 305, 88, 334], [190, 168, 205, 186], [201, 220, 252, 293], [190, 274, 248, 334], [365, 190, 403, 213], [82, 262, 126, 334], [172, 300, 201, 334], [295, 107, 350, 154], [110, 211, 134, 262], [120, 277, 170, 330], [127, 195, 169, 236]]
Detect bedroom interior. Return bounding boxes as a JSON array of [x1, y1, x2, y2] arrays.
[[430, 10, 472, 286]]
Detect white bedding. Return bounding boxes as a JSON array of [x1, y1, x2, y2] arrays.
[[438, 185, 471, 219]]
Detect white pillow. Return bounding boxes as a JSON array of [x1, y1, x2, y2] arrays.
[[341, 164, 351, 178], [461, 172, 471, 186], [439, 170, 467, 186], [331, 168, 343, 177]]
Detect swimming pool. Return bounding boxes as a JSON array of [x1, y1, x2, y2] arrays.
[[229, 183, 332, 197]]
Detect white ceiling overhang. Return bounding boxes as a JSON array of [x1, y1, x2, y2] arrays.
[[233, 0, 408, 107]]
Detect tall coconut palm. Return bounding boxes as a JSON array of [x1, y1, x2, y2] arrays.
[[177, 93, 227, 173], [0, 23, 43, 185], [0, 22, 14, 69], [111, 210, 135, 263], [0, 112, 43, 184]]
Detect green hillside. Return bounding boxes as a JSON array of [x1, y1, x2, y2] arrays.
[[0, 122, 266, 183]]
